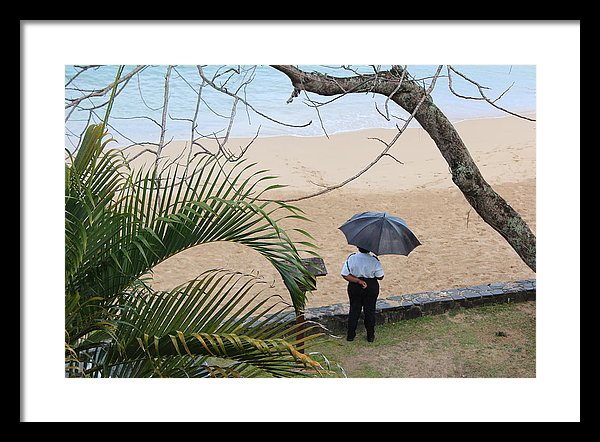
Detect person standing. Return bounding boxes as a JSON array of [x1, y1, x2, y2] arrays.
[[340, 247, 384, 342]]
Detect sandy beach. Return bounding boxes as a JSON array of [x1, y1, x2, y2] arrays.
[[142, 115, 536, 309]]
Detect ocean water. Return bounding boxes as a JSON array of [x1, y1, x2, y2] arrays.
[[65, 65, 535, 149]]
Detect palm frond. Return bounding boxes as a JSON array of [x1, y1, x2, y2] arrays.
[[70, 270, 333, 378], [65, 82, 333, 378], [67, 137, 316, 309]]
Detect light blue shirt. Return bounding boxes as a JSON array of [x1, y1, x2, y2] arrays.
[[341, 252, 384, 279]]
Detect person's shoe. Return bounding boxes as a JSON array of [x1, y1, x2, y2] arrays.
[[367, 335, 375, 343], [346, 333, 355, 342]]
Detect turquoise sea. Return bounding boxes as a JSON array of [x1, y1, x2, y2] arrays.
[[65, 65, 535, 149]]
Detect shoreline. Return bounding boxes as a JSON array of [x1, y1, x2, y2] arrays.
[[185, 112, 536, 142], [113, 112, 537, 147], [125, 114, 536, 194], [227, 111, 537, 141]]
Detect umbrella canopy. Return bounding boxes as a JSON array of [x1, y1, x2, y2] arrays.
[[338, 211, 421, 256]]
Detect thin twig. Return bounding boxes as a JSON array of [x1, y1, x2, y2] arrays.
[[447, 65, 535, 121], [382, 153, 404, 165], [64, 65, 102, 88], [65, 65, 146, 110], [301, 90, 329, 139], [185, 77, 205, 174], [155, 65, 173, 171], [198, 65, 312, 129], [125, 146, 159, 162], [375, 66, 407, 121]]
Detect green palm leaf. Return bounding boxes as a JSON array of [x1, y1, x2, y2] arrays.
[[70, 270, 331, 378], [65, 114, 333, 377], [66, 131, 315, 308]]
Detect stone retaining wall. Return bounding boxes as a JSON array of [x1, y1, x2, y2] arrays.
[[303, 279, 536, 335]]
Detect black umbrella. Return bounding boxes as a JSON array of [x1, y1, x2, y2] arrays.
[[338, 211, 421, 256]]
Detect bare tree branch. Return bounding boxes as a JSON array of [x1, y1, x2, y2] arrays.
[[197, 65, 313, 130], [184, 75, 206, 170], [447, 65, 535, 121], [382, 153, 404, 165], [65, 65, 146, 112], [375, 64, 407, 121], [155, 65, 173, 171], [265, 66, 444, 203], [64, 65, 102, 87]]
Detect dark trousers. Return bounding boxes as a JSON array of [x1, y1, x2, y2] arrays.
[[347, 278, 379, 338]]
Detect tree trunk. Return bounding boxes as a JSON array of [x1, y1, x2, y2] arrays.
[[271, 65, 536, 272]]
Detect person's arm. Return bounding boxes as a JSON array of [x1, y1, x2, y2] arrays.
[[341, 255, 367, 288], [342, 274, 367, 289]]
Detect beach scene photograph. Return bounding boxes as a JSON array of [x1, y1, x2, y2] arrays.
[[63, 63, 537, 376], [23, 22, 579, 422]]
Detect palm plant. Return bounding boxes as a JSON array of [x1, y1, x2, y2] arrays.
[[65, 78, 337, 378]]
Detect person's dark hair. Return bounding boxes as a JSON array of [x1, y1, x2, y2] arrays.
[[358, 247, 370, 254]]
